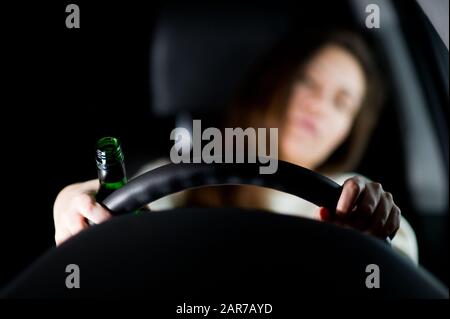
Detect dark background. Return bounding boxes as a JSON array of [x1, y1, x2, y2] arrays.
[[1, 1, 172, 286], [1, 1, 448, 289]]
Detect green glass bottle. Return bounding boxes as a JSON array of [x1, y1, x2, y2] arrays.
[[95, 137, 127, 203]]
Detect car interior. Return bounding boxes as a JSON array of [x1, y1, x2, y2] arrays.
[[0, 0, 448, 300]]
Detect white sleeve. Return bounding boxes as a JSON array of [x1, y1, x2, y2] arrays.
[[391, 215, 419, 264]]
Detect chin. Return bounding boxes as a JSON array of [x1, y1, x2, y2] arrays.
[[280, 149, 315, 169]]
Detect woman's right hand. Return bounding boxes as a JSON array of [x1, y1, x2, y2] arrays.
[[53, 179, 112, 246]]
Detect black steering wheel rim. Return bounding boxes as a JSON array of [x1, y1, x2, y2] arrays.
[[101, 158, 343, 215], [2, 207, 448, 298]]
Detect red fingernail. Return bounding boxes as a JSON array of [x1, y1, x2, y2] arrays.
[[320, 207, 330, 220]]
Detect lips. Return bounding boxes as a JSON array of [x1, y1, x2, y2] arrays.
[[288, 116, 319, 137]]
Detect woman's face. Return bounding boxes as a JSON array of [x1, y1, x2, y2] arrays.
[[280, 45, 366, 169]]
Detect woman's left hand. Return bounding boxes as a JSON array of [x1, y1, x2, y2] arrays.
[[318, 176, 401, 240]]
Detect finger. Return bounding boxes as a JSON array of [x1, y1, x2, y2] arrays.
[[55, 227, 72, 246], [341, 183, 383, 231], [318, 207, 331, 221], [83, 202, 112, 224], [385, 205, 401, 239], [336, 177, 366, 216], [64, 213, 89, 236], [356, 183, 383, 220], [75, 194, 112, 224], [368, 192, 394, 238]]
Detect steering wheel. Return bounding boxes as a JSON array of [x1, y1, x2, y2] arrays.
[[2, 160, 448, 299], [102, 158, 342, 215]]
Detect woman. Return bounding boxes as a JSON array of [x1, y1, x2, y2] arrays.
[[53, 30, 418, 262]]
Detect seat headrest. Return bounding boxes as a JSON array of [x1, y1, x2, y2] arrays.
[[150, 4, 293, 116]]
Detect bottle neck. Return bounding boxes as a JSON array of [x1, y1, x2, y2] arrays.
[[95, 137, 127, 202], [97, 163, 127, 184]]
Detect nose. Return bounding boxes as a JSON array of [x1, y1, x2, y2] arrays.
[[301, 90, 328, 115]]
